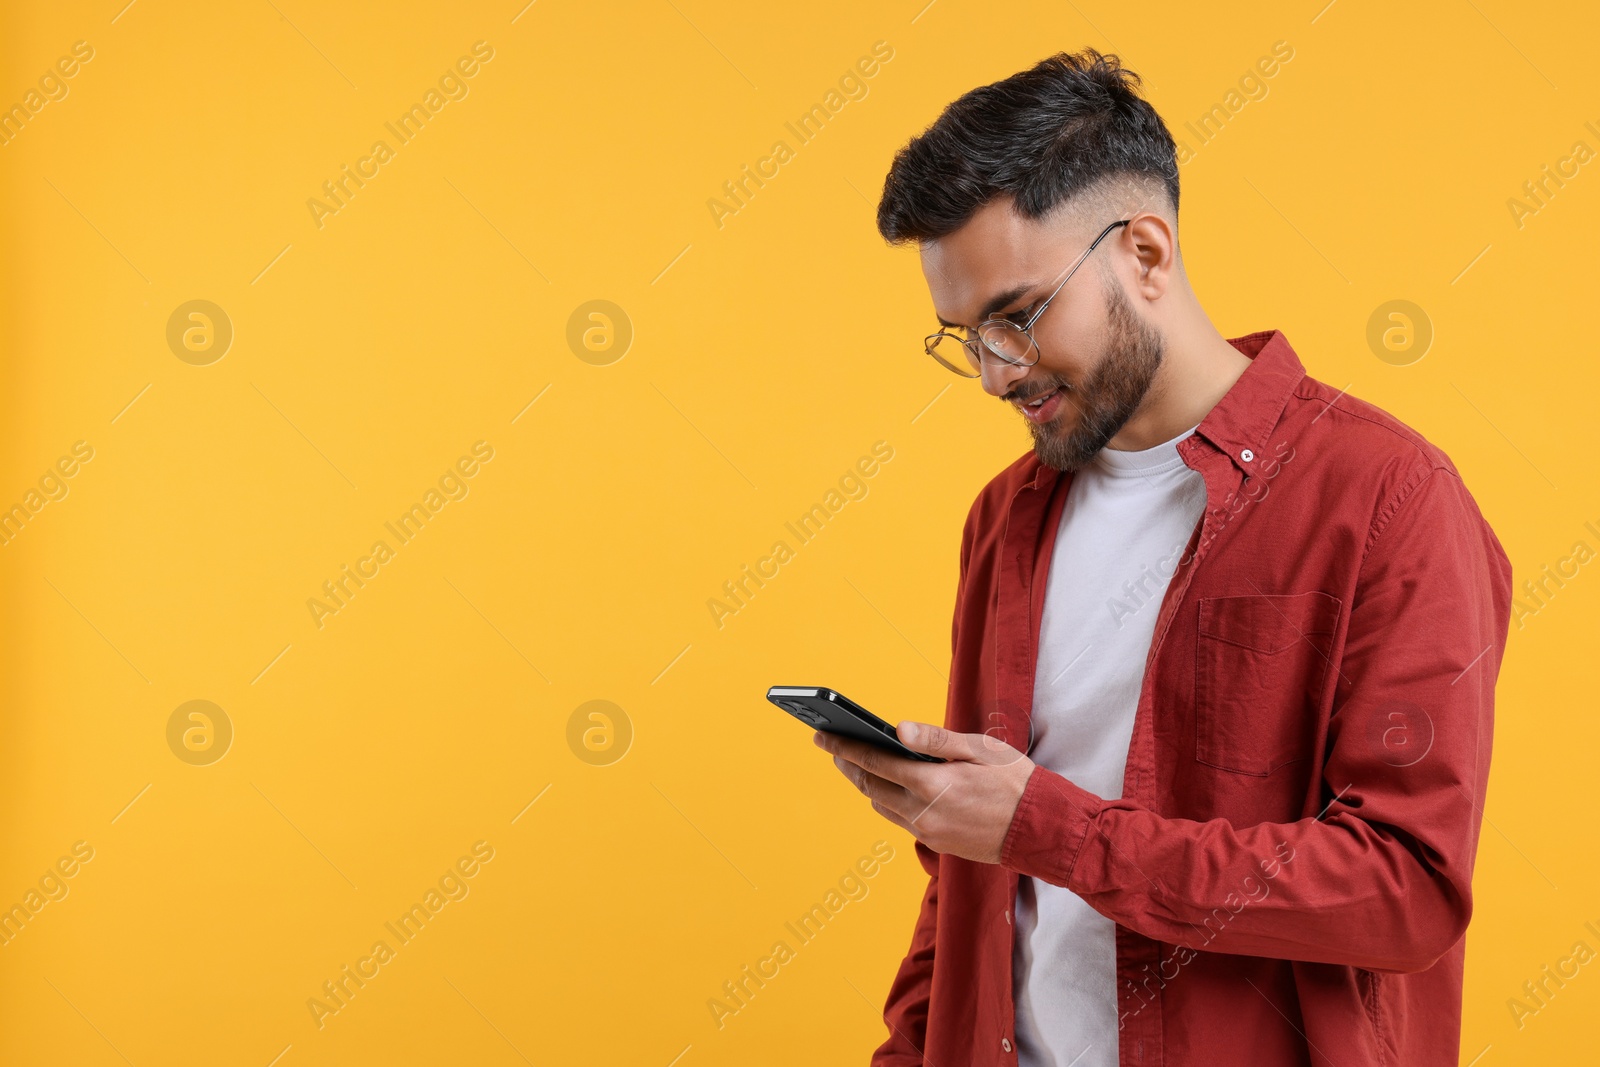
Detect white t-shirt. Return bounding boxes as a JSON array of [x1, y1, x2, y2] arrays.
[[1012, 423, 1206, 1067]]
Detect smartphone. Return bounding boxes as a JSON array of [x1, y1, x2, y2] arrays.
[[766, 686, 946, 763]]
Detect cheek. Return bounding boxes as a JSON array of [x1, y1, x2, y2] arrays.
[[1034, 304, 1104, 379]]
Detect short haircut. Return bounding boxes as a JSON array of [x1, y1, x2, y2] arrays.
[[876, 49, 1179, 245]]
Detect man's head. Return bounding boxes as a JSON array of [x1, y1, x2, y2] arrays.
[[876, 50, 1184, 470]]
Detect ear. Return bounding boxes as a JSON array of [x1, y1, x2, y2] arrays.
[[1124, 211, 1175, 301]]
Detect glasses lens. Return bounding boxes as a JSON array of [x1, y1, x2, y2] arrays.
[[926, 333, 981, 377], [977, 320, 1037, 366]]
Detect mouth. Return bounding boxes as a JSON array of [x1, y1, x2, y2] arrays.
[[1015, 386, 1068, 426]]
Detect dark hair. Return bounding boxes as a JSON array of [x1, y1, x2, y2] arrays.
[[876, 49, 1178, 245]]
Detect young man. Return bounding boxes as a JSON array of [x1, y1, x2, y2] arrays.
[[813, 49, 1513, 1066]]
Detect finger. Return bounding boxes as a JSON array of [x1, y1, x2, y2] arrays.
[[868, 796, 918, 838], [971, 728, 1031, 767], [830, 755, 916, 816], [813, 731, 928, 788], [896, 720, 983, 761], [894, 720, 950, 758], [899, 720, 1025, 767]]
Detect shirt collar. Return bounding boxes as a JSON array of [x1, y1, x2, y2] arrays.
[[1025, 328, 1307, 491], [1193, 329, 1307, 468]]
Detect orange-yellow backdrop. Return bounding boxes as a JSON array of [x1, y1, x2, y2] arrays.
[[2, 1, 1596, 1064]]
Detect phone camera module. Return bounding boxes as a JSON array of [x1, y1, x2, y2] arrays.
[[787, 703, 827, 726]]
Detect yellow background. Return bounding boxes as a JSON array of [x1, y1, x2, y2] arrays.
[[2, 1, 1596, 1063]]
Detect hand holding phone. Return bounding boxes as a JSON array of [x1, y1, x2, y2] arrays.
[[766, 686, 947, 763]]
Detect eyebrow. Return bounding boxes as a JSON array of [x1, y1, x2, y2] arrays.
[[935, 282, 1040, 329]]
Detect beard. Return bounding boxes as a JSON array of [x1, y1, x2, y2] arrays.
[[1026, 276, 1164, 472]]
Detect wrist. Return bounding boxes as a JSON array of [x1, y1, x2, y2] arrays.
[[999, 764, 1101, 887]]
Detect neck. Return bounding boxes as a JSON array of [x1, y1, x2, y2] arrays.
[[1106, 289, 1251, 451]]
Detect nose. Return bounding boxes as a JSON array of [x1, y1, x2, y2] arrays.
[[979, 352, 1031, 399]]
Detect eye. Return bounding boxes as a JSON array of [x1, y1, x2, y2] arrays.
[[1001, 304, 1036, 326]]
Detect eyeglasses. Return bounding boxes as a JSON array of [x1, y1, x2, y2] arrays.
[[922, 218, 1131, 378]]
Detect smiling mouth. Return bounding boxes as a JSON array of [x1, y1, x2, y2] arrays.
[[1015, 385, 1071, 425], [1015, 384, 1068, 408]]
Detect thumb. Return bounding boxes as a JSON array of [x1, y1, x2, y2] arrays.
[[897, 720, 959, 759]]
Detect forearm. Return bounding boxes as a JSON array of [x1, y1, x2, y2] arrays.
[[1001, 466, 1509, 974], [1001, 765, 1472, 973]]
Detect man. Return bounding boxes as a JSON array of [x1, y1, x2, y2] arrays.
[[813, 49, 1513, 1066]]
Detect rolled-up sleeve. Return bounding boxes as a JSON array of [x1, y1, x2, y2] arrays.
[[999, 464, 1513, 973]]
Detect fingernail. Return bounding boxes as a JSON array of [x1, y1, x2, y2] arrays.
[[899, 722, 917, 744]]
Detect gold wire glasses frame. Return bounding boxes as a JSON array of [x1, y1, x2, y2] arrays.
[[922, 218, 1131, 378]]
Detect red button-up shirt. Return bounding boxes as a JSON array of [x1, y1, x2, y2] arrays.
[[871, 329, 1513, 1067]]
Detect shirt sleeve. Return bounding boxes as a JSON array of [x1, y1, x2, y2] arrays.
[[998, 464, 1514, 973]]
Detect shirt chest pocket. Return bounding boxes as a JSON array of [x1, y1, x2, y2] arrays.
[[1194, 591, 1342, 776]]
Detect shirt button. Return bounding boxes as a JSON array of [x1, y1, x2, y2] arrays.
[[1002, 1038, 1013, 1052], [1240, 448, 1255, 462]]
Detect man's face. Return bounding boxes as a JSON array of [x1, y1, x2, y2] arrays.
[[921, 198, 1164, 471]]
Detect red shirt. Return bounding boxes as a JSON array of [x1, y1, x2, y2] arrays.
[[871, 330, 1513, 1067]]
